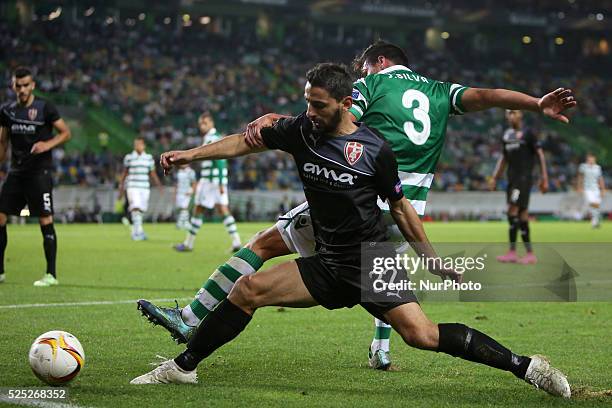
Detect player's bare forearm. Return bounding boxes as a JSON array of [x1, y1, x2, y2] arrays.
[[389, 197, 437, 259], [462, 88, 539, 113], [462, 87, 576, 123], [118, 169, 128, 195], [537, 149, 549, 181], [150, 170, 162, 187], [48, 119, 71, 148], [576, 174, 584, 192], [599, 177, 606, 194], [0, 127, 8, 162], [492, 156, 506, 180], [161, 133, 266, 174]]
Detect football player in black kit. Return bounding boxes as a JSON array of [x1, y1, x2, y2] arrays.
[[0, 67, 71, 286], [130, 63, 570, 397], [490, 110, 548, 265]]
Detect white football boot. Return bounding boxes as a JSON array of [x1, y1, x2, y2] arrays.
[[524, 355, 571, 398], [130, 358, 197, 385]]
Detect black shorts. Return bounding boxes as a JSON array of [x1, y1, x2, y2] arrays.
[[296, 255, 418, 323], [0, 170, 54, 216], [506, 179, 532, 209]]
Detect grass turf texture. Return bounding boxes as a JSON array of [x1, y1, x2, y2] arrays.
[[0, 221, 611, 407]]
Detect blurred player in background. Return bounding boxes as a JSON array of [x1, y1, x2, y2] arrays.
[[174, 164, 196, 229], [174, 112, 241, 252], [491, 110, 548, 264], [577, 153, 605, 228], [0, 66, 71, 286], [119, 137, 162, 241], [139, 41, 576, 370]]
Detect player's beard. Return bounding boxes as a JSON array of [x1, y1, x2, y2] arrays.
[[313, 107, 342, 135]]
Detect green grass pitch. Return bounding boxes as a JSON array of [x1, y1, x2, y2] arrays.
[[0, 221, 611, 407]]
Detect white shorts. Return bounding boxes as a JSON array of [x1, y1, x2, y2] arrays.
[[584, 190, 602, 205], [275, 201, 405, 258], [175, 193, 192, 209], [127, 188, 150, 212], [194, 179, 229, 209]]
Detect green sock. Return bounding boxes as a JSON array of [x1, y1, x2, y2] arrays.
[[371, 318, 392, 353], [182, 248, 263, 326]]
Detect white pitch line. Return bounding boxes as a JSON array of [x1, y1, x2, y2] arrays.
[[0, 396, 87, 408], [0, 297, 192, 310]]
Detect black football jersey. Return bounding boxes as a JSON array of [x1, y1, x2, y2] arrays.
[[502, 127, 540, 182], [0, 97, 60, 173], [261, 112, 403, 264]]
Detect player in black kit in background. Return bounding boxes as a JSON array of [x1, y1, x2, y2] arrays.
[[0, 67, 71, 286], [490, 109, 549, 264], [131, 63, 570, 398]]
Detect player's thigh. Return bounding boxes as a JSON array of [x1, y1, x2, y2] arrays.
[[229, 260, 317, 309], [275, 201, 315, 257], [246, 225, 292, 261], [0, 174, 27, 217], [383, 303, 438, 350], [24, 171, 54, 217]]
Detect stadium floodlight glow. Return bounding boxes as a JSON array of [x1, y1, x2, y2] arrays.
[[105, 16, 114, 25], [164, 17, 171, 24], [596, 13, 604, 21], [200, 16, 211, 25], [183, 14, 191, 22], [84, 7, 95, 17], [441, 31, 450, 39], [522, 35, 532, 44], [555, 37, 564, 45], [49, 7, 62, 21], [138, 13, 146, 21]]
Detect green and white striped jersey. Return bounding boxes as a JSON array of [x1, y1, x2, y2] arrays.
[[579, 163, 602, 191], [123, 151, 155, 190], [200, 128, 228, 186], [349, 65, 469, 214]]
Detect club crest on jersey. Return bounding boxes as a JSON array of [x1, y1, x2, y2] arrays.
[[344, 141, 364, 166], [28, 108, 37, 121]]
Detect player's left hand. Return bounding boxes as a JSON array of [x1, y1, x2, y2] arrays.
[[538, 88, 577, 123], [30, 141, 51, 154], [160, 150, 191, 175], [539, 178, 549, 193]]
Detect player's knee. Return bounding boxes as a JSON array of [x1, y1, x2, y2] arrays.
[[398, 320, 438, 350], [39, 216, 53, 226], [247, 227, 284, 261], [229, 275, 266, 309]]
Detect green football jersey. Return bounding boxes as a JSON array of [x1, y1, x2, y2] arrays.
[[348, 64, 468, 215], [200, 128, 228, 186]]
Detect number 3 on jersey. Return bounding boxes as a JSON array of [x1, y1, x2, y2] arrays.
[[402, 90, 431, 145]]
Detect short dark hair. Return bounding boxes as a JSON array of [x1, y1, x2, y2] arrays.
[[135, 136, 145, 143], [199, 111, 213, 121], [353, 40, 409, 72], [305, 63, 352, 101], [13, 66, 33, 79]]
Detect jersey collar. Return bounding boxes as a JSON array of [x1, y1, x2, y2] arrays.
[[204, 128, 217, 138], [377, 65, 412, 75]]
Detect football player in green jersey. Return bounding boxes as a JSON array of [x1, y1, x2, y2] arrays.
[[137, 41, 576, 371]]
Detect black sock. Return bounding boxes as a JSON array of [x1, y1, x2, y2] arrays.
[[40, 224, 57, 278], [0, 225, 6, 275], [519, 220, 532, 252], [174, 299, 252, 371], [437, 323, 531, 379], [508, 215, 519, 251]]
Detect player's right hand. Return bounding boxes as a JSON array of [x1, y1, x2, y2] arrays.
[[245, 114, 275, 148], [160, 150, 190, 175]]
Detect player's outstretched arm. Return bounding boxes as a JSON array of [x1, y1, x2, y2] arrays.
[[160, 133, 266, 174], [389, 197, 462, 282], [462, 88, 577, 123]]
